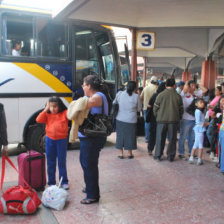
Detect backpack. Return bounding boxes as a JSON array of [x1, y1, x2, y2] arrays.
[[0, 156, 41, 214], [186, 98, 197, 116]]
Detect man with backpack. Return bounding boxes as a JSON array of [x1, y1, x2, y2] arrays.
[[178, 80, 196, 160]]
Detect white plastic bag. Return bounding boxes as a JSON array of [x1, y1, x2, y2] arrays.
[[41, 178, 68, 211]]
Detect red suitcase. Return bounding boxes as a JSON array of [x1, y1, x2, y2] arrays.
[[18, 150, 46, 191]]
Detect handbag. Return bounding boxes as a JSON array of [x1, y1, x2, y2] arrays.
[[111, 103, 119, 117], [146, 107, 152, 122], [111, 91, 122, 117], [0, 156, 41, 214], [79, 97, 113, 137]]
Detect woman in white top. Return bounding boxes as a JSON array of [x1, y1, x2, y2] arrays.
[[113, 81, 141, 159]]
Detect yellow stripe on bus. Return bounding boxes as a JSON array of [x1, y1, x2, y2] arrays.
[[14, 63, 72, 93]]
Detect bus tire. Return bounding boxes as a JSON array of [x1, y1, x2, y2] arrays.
[[26, 124, 45, 152]]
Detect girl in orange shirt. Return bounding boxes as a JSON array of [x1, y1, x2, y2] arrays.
[[36, 97, 69, 190]]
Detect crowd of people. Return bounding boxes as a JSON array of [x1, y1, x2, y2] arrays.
[[114, 76, 224, 173], [34, 75, 224, 205], [1, 74, 224, 206]]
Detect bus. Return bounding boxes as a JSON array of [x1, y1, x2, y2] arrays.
[[0, 5, 129, 151]]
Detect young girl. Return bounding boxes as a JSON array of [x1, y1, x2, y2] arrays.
[[36, 97, 69, 189], [188, 98, 209, 165]]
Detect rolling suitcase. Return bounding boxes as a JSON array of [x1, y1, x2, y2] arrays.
[[18, 150, 46, 191]]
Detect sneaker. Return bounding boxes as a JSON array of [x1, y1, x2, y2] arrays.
[[188, 159, 194, 164], [62, 184, 69, 190], [210, 152, 215, 159], [213, 157, 219, 163], [196, 160, 203, 166], [154, 156, 162, 161], [167, 156, 174, 162], [179, 155, 187, 160]]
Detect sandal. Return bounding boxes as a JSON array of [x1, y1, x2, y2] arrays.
[[118, 155, 124, 159], [80, 198, 99, 204], [128, 155, 134, 159]]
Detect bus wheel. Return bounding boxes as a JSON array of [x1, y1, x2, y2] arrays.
[[26, 124, 45, 152]]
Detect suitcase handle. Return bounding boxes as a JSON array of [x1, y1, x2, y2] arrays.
[[27, 155, 45, 161]]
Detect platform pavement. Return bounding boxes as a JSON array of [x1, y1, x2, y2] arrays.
[[1, 133, 224, 224]]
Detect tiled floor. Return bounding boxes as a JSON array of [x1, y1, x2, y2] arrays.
[[1, 134, 224, 224]]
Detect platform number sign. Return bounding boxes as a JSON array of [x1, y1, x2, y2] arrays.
[[137, 31, 155, 50]]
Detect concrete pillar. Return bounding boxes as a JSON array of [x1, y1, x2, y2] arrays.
[[131, 28, 137, 82], [182, 70, 191, 81], [143, 57, 146, 87], [201, 59, 216, 90]]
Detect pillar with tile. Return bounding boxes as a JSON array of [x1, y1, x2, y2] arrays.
[[182, 69, 191, 81], [131, 28, 137, 82], [201, 58, 216, 90]]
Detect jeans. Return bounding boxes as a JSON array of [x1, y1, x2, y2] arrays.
[[79, 137, 106, 199], [178, 119, 195, 155], [219, 130, 224, 172], [155, 123, 178, 159], [143, 110, 150, 141], [45, 137, 68, 185], [148, 118, 157, 153]]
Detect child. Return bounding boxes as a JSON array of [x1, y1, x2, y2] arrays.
[[189, 98, 209, 165], [36, 97, 69, 189]]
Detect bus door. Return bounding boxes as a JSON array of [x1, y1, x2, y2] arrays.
[[73, 28, 100, 99], [72, 27, 120, 109]]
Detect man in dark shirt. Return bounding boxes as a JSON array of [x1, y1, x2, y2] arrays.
[[153, 78, 183, 161]]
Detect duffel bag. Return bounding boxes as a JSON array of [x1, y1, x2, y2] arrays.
[[0, 155, 41, 214]]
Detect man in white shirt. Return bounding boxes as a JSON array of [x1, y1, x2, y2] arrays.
[[178, 80, 196, 159], [140, 76, 158, 142]]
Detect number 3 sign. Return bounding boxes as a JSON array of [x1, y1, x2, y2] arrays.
[[136, 31, 155, 50]]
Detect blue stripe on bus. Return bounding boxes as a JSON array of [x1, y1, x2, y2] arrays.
[[38, 64, 72, 90]]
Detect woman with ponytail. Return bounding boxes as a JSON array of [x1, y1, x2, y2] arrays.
[[113, 81, 141, 159]]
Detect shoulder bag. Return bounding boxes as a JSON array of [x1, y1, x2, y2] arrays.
[[79, 96, 113, 137]]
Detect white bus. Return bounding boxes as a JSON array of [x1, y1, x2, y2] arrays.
[[0, 5, 129, 151]]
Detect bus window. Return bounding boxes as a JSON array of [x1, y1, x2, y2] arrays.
[[37, 19, 68, 58], [2, 13, 34, 56], [96, 33, 115, 82], [75, 30, 99, 85]]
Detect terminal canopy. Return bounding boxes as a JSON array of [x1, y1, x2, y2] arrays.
[[52, 0, 224, 81], [53, 0, 224, 28]]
